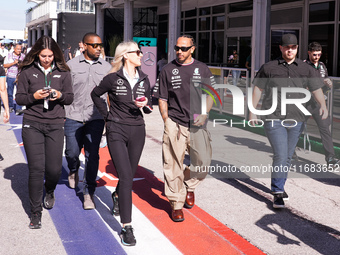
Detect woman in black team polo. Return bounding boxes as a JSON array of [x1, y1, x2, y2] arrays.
[[91, 41, 152, 246], [16, 35, 74, 229]]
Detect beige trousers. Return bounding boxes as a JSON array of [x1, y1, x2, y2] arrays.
[[162, 118, 212, 210]]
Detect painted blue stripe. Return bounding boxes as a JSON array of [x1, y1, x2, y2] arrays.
[[9, 113, 126, 255], [8, 112, 23, 138], [50, 169, 126, 255]]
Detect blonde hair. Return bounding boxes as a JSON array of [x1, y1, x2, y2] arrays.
[[109, 41, 139, 73]]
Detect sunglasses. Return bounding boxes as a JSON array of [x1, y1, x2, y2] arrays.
[[312, 53, 321, 57], [174, 45, 193, 52], [85, 43, 104, 49], [127, 50, 143, 56]]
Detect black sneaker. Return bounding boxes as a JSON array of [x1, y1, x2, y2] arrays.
[[44, 191, 55, 209], [15, 109, 24, 116], [283, 191, 289, 201], [112, 192, 119, 216], [29, 212, 42, 229], [273, 193, 285, 209], [120, 225, 136, 246], [327, 156, 340, 168]]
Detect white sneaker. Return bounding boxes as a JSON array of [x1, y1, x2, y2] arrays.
[[83, 194, 95, 210], [68, 171, 79, 189]]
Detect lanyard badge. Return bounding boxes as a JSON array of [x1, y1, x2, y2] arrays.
[[43, 68, 52, 109]]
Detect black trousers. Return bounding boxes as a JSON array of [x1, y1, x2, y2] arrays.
[[22, 119, 64, 214], [106, 121, 145, 224], [307, 101, 335, 160]]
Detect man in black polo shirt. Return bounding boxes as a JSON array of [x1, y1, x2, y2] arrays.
[[304, 42, 340, 166], [249, 34, 328, 209], [156, 35, 215, 222]]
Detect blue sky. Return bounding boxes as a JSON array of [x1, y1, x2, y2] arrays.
[[0, 0, 36, 31]]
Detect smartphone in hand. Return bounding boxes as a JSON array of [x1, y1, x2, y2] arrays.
[[136, 96, 146, 102]]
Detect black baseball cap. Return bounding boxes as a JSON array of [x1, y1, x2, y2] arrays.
[[281, 34, 298, 46]]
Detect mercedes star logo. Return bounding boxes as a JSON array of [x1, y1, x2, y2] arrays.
[[142, 52, 156, 66], [172, 69, 179, 75], [117, 79, 124, 85]]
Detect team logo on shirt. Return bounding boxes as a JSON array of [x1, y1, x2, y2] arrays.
[[319, 65, 326, 78], [117, 79, 124, 85], [194, 68, 200, 75], [172, 69, 179, 75], [53, 75, 61, 78], [137, 81, 145, 93], [33, 74, 38, 78]]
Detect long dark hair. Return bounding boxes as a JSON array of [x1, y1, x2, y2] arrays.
[[20, 35, 70, 72]]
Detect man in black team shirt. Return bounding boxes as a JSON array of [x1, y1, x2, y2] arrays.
[[304, 42, 340, 167], [250, 34, 328, 209], [155, 35, 215, 222]]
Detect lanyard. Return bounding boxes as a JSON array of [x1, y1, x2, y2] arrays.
[[43, 67, 53, 110], [44, 67, 52, 110], [44, 67, 52, 88]]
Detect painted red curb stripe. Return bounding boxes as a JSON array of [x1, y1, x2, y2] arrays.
[[97, 147, 265, 254], [133, 165, 264, 255]]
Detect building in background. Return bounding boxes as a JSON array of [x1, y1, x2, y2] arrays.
[[90, 0, 340, 77], [26, 0, 95, 52], [90, 0, 340, 150]]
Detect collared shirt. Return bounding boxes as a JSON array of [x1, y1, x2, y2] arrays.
[[4, 52, 25, 78], [91, 67, 152, 125], [65, 54, 112, 122], [304, 59, 328, 79], [304, 59, 330, 105], [253, 57, 323, 122], [37, 62, 54, 74], [123, 67, 139, 90]]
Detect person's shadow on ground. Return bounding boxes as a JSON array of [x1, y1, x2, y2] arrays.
[[256, 212, 340, 253], [3, 163, 30, 217]]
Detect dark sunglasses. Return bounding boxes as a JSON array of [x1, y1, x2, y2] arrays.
[[127, 50, 143, 56], [313, 53, 321, 57], [85, 43, 104, 49], [174, 45, 193, 52]]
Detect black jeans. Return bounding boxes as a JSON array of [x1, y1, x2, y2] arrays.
[[306, 101, 334, 160], [106, 121, 145, 224], [22, 119, 64, 214]]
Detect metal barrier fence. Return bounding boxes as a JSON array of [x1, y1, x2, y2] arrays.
[[208, 66, 250, 119], [208, 66, 340, 144], [105, 56, 114, 64], [328, 77, 340, 144]]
